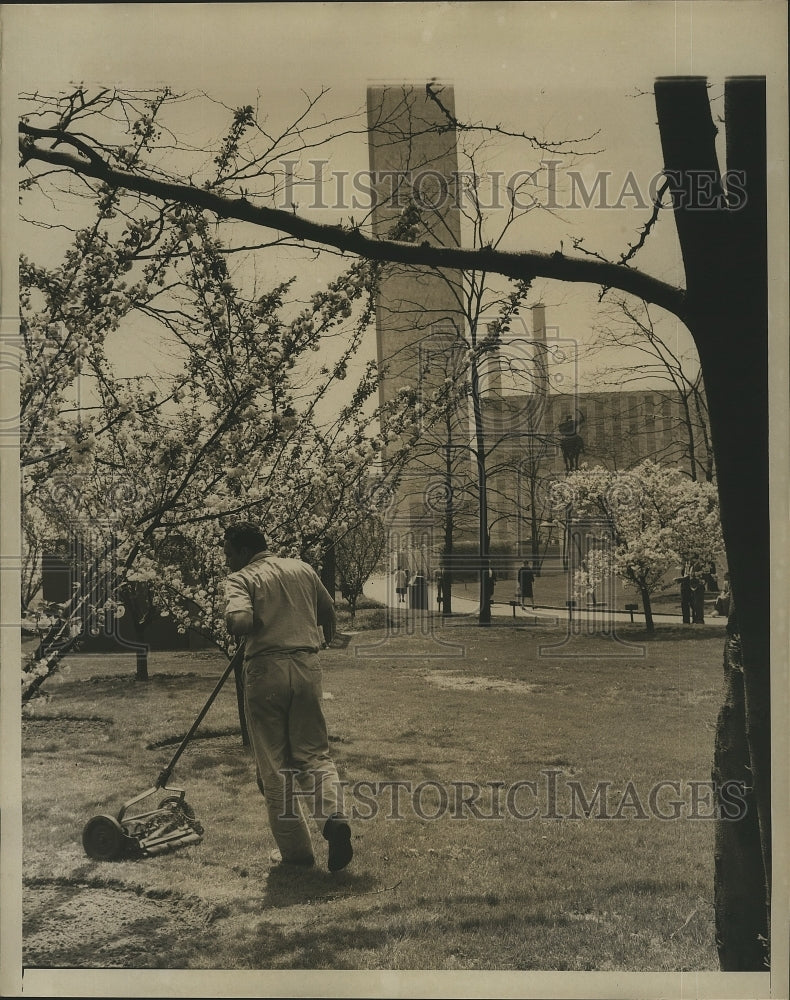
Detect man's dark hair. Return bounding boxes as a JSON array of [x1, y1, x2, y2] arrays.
[[224, 521, 268, 553]]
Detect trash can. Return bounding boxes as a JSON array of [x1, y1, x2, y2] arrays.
[[409, 575, 428, 610]]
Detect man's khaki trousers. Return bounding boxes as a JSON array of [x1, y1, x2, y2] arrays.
[[243, 650, 344, 863]]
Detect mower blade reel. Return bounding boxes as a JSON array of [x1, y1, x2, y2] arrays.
[[135, 801, 204, 855], [143, 831, 203, 855]]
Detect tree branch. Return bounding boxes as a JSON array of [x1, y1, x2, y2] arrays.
[[20, 123, 688, 322]]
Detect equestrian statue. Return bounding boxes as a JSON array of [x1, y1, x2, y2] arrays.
[[558, 411, 585, 472]]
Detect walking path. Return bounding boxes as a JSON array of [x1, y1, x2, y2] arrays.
[[363, 574, 724, 628]]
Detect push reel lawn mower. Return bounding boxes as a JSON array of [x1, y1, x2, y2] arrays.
[[82, 644, 244, 861]]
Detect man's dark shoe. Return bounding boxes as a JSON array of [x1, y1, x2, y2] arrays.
[[323, 816, 353, 872]]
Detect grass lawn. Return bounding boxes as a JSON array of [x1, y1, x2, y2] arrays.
[[20, 618, 727, 971]]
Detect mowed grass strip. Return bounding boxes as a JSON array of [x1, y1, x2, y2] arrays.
[[21, 624, 725, 970]]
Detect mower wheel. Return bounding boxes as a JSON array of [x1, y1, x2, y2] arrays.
[[82, 814, 127, 861], [159, 796, 196, 819]]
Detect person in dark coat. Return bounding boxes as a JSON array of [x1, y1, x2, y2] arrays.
[[434, 568, 444, 609], [483, 563, 496, 607], [689, 569, 706, 624], [518, 560, 535, 609]]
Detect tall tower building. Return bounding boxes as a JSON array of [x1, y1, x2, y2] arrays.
[[366, 83, 469, 551]]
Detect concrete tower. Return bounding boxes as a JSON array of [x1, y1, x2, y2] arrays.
[[366, 83, 469, 550]]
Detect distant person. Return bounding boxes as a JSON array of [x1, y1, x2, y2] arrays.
[[395, 568, 409, 604], [518, 560, 535, 609], [434, 568, 444, 609], [689, 566, 706, 624], [715, 573, 731, 618], [483, 563, 497, 607], [676, 572, 692, 624], [223, 521, 352, 872]]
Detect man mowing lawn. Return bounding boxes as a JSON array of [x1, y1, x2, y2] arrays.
[[223, 521, 353, 872]]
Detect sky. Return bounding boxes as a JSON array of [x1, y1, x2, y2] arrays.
[[4, 0, 788, 399]]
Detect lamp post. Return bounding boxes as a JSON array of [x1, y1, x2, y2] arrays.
[[485, 511, 512, 551]]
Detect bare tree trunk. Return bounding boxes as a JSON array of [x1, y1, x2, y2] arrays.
[[470, 356, 490, 626], [691, 381, 715, 482], [135, 648, 149, 682], [442, 436, 454, 615], [637, 585, 655, 633], [678, 391, 699, 481], [529, 471, 541, 563], [655, 75, 770, 971], [132, 619, 150, 682], [128, 582, 153, 682]]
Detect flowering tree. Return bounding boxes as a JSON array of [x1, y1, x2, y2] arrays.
[[20, 327, 436, 700], [19, 108, 455, 697], [555, 459, 724, 631], [571, 547, 613, 608], [333, 511, 388, 621]]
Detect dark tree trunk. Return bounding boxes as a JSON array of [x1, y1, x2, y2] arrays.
[[320, 544, 336, 598], [127, 581, 154, 682], [442, 437, 454, 615], [470, 356, 491, 626], [655, 75, 770, 970], [132, 620, 149, 682], [712, 622, 769, 969], [678, 391, 699, 481], [637, 585, 655, 633], [135, 649, 149, 682], [529, 471, 541, 564], [691, 384, 715, 482]]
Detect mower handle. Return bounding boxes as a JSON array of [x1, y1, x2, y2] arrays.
[[156, 642, 246, 788]]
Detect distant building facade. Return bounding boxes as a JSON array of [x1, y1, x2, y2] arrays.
[[483, 385, 712, 558]]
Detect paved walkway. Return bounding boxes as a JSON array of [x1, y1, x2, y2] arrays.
[[363, 574, 724, 628]]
